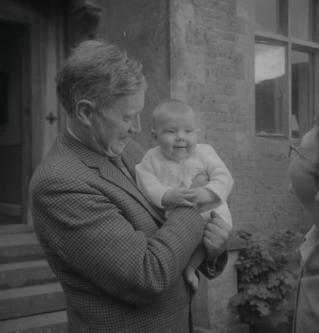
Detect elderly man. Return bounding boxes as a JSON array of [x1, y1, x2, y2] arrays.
[[30, 40, 231, 332]]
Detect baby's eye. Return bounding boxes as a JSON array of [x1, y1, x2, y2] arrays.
[[185, 128, 194, 133], [165, 129, 175, 134]]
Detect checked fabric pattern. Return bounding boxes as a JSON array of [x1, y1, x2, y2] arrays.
[[30, 130, 224, 332]]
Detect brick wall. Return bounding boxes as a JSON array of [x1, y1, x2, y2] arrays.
[[170, 1, 309, 331], [170, 0, 311, 235]]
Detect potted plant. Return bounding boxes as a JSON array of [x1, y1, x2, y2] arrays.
[[230, 230, 302, 333]]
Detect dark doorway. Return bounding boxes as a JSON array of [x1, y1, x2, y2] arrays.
[[0, 20, 30, 227]]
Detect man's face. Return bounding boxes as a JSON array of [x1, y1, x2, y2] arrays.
[[91, 89, 145, 156], [153, 110, 198, 162]]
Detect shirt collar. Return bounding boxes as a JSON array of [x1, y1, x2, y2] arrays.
[[66, 125, 84, 144]]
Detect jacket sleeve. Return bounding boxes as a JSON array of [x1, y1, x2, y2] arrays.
[[31, 173, 204, 306]]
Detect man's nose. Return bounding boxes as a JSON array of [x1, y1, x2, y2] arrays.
[[129, 114, 141, 133]]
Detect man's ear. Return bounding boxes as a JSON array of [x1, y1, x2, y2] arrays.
[[75, 100, 95, 127]]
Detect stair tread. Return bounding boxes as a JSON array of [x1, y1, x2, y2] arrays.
[[0, 259, 48, 272], [0, 282, 62, 300], [0, 233, 38, 247], [0, 310, 67, 331]]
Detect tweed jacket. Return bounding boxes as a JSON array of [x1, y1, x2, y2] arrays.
[[30, 130, 225, 333]]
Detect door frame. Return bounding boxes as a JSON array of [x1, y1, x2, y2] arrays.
[[0, 1, 65, 234], [0, 11, 32, 234]]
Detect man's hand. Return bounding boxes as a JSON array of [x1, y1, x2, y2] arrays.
[[203, 214, 232, 257], [162, 188, 196, 208]]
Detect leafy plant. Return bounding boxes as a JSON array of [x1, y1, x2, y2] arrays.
[[230, 230, 301, 328]]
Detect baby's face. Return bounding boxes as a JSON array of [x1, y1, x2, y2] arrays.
[[153, 109, 198, 162]]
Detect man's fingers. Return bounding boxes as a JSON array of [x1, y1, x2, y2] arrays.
[[208, 216, 232, 232], [202, 235, 226, 257], [203, 234, 224, 249], [204, 221, 231, 240]]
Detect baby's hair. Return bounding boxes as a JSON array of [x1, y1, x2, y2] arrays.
[[152, 99, 195, 129]]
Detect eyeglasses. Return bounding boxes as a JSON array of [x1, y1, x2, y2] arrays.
[[288, 142, 302, 159], [288, 141, 318, 166]]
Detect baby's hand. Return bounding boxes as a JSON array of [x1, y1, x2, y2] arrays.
[[192, 187, 219, 204], [162, 188, 196, 208], [191, 172, 209, 188]]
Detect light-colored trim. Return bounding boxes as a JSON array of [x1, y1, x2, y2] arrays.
[[255, 31, 289, 43], [291, 38, 319, 51]]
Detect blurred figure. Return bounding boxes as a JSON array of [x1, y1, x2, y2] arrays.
[[289, 124, 319, 333]]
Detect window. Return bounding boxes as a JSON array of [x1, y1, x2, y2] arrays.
[[255, 0, 319, 138], [255, 0, 287, 35], [255, 43, 287, 135]]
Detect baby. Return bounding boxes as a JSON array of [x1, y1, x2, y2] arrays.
[[136, 99, 233, 290]]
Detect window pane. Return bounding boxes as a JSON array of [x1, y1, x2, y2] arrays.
[[255, 0, 286, 34], [291, 51, 313, 138], [291, 0, 313, 40], [255, 42, 287, 135]]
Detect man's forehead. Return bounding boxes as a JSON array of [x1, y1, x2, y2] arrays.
[[116, 91, 144, 109], [103, 92, 144, 119]]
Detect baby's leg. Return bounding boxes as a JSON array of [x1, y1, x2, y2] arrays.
[[184, 245, 206, 291]]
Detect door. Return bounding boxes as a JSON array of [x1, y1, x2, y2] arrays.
[[0, 20, 31, 230], [0, 0, 65, 233]]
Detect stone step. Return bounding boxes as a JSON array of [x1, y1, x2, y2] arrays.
[[0, 260, 57, 289], [0, 233, 44, 263], [0, 310, 67, 333], [0, 283, 66, 320]]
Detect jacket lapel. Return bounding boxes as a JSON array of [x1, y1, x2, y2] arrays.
[[61, 131, 165, 225]]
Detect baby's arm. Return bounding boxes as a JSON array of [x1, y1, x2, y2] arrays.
[[192, 185, 220, 205], [136, 154, 173, 208], [162, 188, 196, 208], [136, 151, 196, 209], [200, 144, 234, 203], [190, 175, 222, 224]]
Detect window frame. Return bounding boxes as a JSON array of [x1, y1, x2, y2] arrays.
[[254, 0, 319, 140]]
